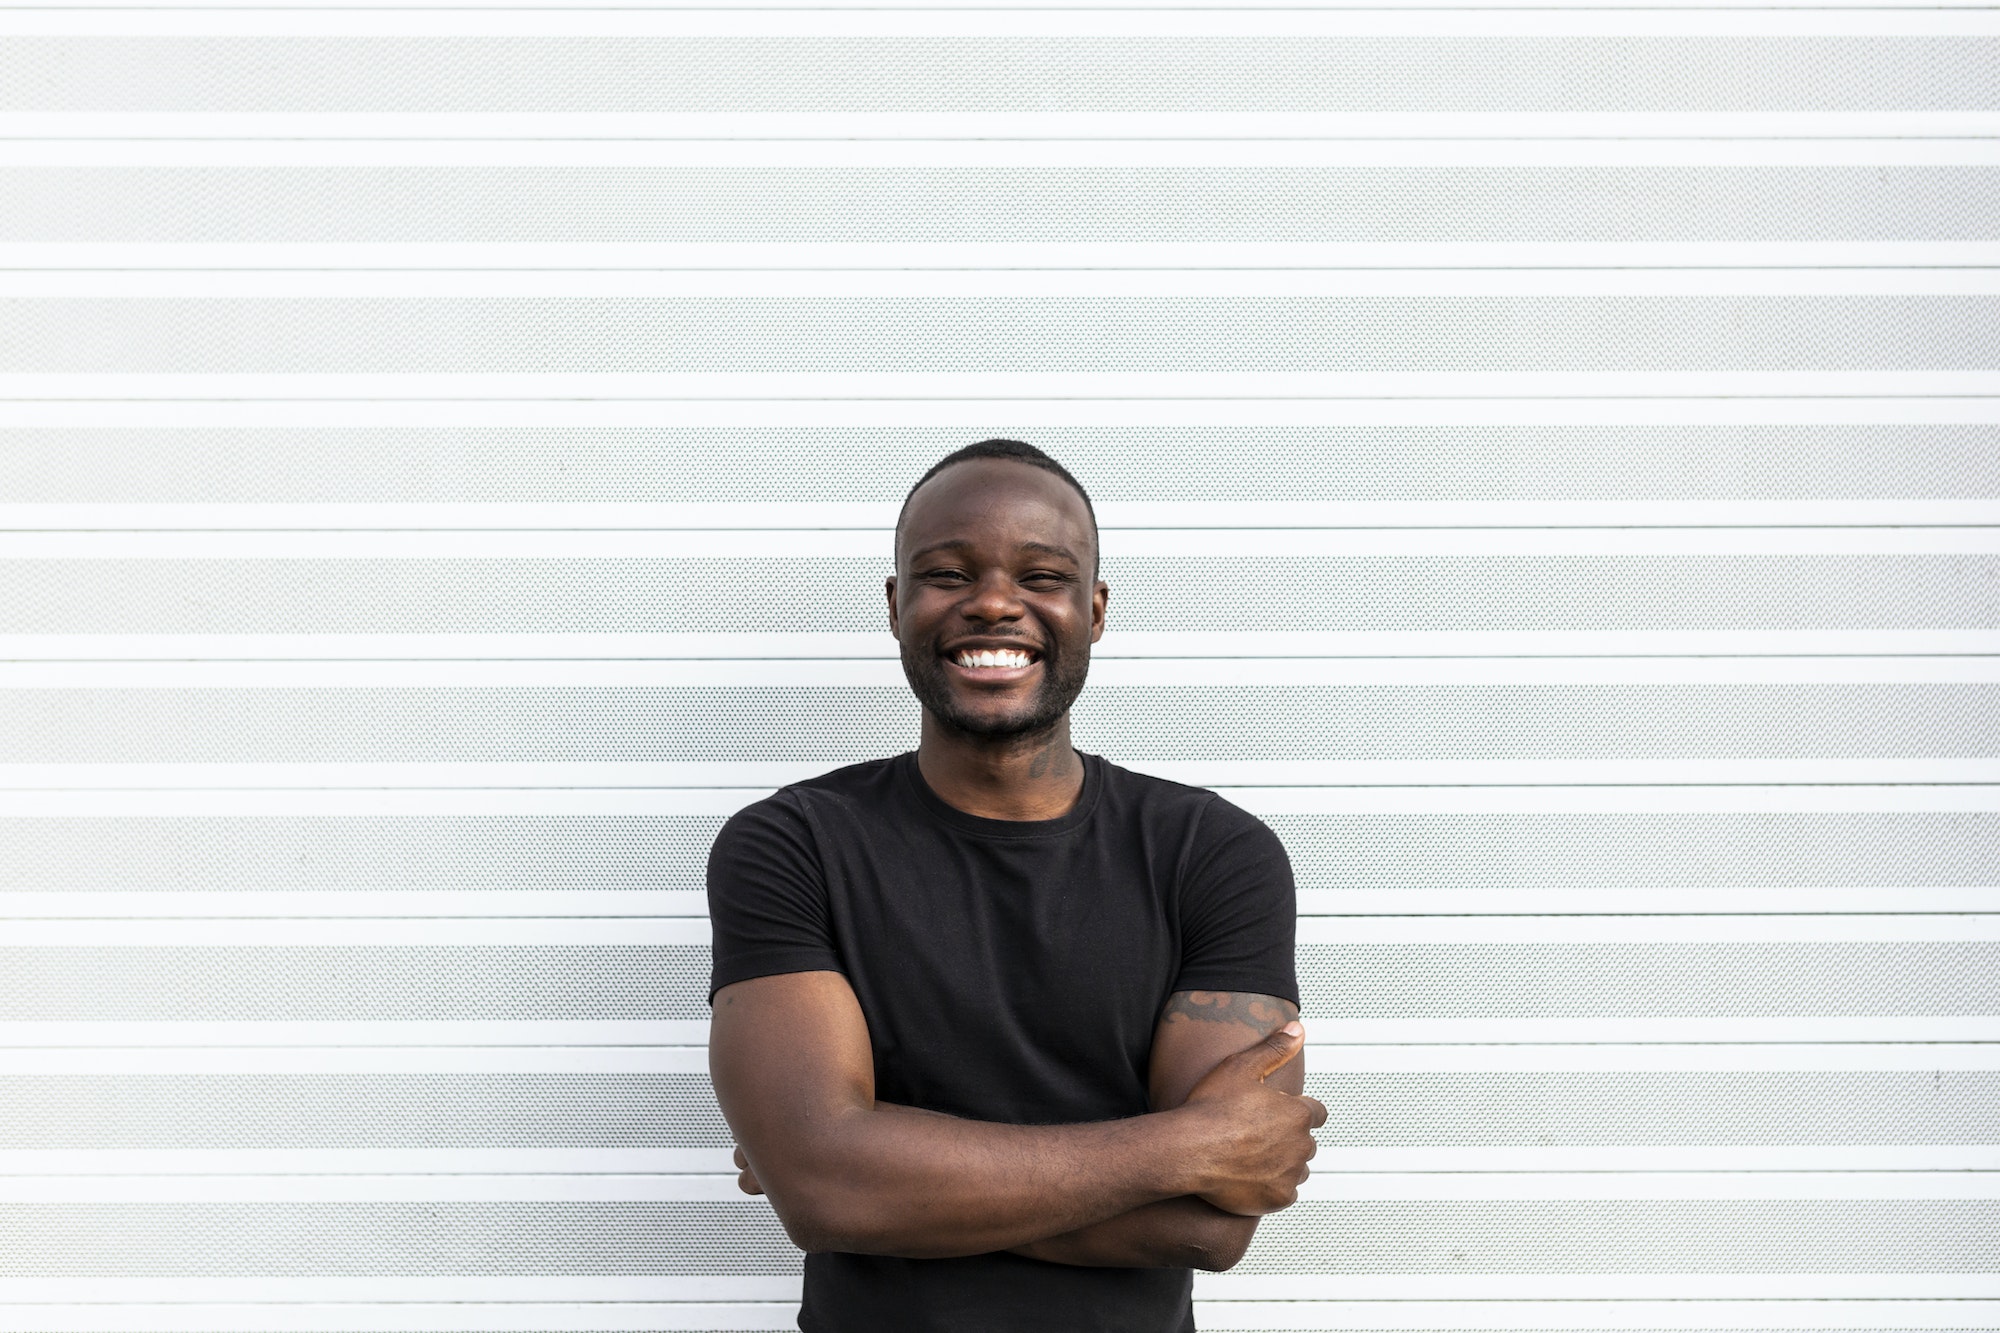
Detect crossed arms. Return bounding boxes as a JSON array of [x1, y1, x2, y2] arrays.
[[708, 971, 1326, 1271]]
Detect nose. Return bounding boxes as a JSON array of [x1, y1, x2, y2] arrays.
[[961, 568, 1026, 624]]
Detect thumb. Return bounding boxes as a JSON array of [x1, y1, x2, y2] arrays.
[[1230, 1020, 1305, 1081]]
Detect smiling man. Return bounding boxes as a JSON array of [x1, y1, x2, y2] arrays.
[[706, 439, 1322, 1332]]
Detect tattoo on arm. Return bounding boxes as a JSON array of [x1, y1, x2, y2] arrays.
[[1159, 990, 1298, 1030]]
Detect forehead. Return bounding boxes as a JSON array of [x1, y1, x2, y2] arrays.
[[897, 458, 1096, 564]]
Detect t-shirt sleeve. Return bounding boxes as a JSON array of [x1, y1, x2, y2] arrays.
[[1170, 795, 1299, 1006], [706, 792, 845, 1003]]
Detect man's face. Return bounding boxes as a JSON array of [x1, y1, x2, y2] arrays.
[[888, 459, 1108, 740]]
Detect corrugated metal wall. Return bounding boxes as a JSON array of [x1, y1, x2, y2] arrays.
[[0, 2, 1995, 1330]]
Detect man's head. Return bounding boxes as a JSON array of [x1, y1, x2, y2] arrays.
[[888, 440, 1107, 741]]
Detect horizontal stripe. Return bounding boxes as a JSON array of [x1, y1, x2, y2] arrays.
[[14, 527, 1998, 558], [4, 139, 2000, 169], [0, 1300, 1990, 1333], [0, 1300, 801, 1331], [7, 887, 2000, 919], [7, 631, 2000, 663], [1193, 1306, 2000, 1330], [8, 399, 1996, 428], [5, 423, 1991, 504], [3, 785, 1995, 817], [2, 1018, 1996, 1045], [1197, 1277, 2000, 1300], [0, 1275, 1993, 1302], [6, 112, 2000, 139], [9, 659, 2000, 690], [1, 1147, 1995, 1177], [4, 760, 1996, 789], [13, 269, 2000, 298], [2, 685, 1989, 764], [5, 242, 1999, 270], [7, 1043, 1997, 1074], [5, 499, 1999, 531], [0, 37, 1992, 117], [0, 1172, 1991, 1202], [7, 374, 1997, 401], [0, 1019, 713, 1046], [3, 166, 1991, 253], [3, 13, 1996, 37], [0, 297, 1993, 374], [7, 914, 1998, 945]]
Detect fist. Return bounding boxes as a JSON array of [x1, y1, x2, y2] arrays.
[[1178, 1021, 1327, 1216]]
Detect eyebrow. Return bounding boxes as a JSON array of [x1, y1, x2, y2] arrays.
[[906, 539, 1083, 566]]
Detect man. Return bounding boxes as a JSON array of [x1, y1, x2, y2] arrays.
[[707, 439, 1324, 1331]]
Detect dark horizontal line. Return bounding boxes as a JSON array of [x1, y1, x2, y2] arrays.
[[6, 134, 1998, 141], [11, 654, 1999, 663], [8, 395, 1999, 402], [10, 266, 2000, 273], [0, 1040, 1991, 1049], [9, 5, 1996, 10], [8, 523, 1996, 530], [2, 910, 1992, 918], [6, 782, 1997, 790]]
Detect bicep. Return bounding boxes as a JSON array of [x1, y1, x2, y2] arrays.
[[1147, 990, 1303, 1111], [708, 970, 877, 1183]]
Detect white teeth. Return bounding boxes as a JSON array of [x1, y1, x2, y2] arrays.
[[957, 648, 1033, 669]]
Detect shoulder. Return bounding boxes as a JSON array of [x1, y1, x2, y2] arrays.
[[1092, 755, 1285, 858], [714, 756, 902, 844]]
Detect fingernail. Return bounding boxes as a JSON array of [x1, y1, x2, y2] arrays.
[[1282, 1021, 1303, 1037]]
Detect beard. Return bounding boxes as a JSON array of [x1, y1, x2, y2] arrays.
[[900, 634, 1093, 741]]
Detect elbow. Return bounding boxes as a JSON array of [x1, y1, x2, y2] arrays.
[[766, 1187, 857, 1255], [765, 1178, 904, 1257], [1184, 1217, 1257, 1273]]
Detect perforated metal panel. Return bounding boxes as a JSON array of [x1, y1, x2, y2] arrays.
[[5, 426, 1997, 502], [3, 297, 1995, 373], [4, 943, 1991, 1023], [6, 1071, 1996, 1151], [3, 684, 1991, 762], [0, 1075, 733, 1149], [0, 37, 1992, 112], [13, 555, 2000, 636], [1239, 1201, 2000, 1273], [10, 811, 1996, 894], [6, 169, 2000, 245], [6, 556, 1997, 634], [5, 7, 1995, 1330], [0, 1202, 800, 1276]]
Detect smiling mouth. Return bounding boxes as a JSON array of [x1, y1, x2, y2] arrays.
[[949, 647, 1040, 671]]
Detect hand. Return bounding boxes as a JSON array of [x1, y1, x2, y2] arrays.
[[1173, 1021, 1326, 1216], [733, 1144, 764, 1195]]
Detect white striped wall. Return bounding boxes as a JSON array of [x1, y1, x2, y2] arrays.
[[0, 2, 1995, 1330]]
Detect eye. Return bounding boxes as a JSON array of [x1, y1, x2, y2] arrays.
[[1021, 570, 1073, 588], [921, 568, 971, 584]]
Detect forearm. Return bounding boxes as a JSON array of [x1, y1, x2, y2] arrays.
[[1008, 1195, 1257, 1271], [755, 1101, 1204, 1260]]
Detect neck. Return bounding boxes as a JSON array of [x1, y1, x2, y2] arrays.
[[915, 713, 1085, 821]]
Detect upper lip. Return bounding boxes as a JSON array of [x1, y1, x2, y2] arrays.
[[943, 637, 1042, 661]]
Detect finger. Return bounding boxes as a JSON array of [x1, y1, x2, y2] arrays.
[[1300, 1095, 1329, 1130], [1231, 1019, 1306, 1081]]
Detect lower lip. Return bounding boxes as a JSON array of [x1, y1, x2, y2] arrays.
[[944, 657, 1041, 684]]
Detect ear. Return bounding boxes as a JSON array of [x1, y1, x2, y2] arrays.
[[885, 576, 901, 637], [1089, 580, 1108, 643]]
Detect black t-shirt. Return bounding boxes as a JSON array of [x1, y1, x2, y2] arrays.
[[706, 750, 1298, 1333]]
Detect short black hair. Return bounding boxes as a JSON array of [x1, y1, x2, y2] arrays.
[[897, 439, 1099, 572]]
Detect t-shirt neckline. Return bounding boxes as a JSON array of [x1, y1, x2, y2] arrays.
[[898, 748, 1104, 839]]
